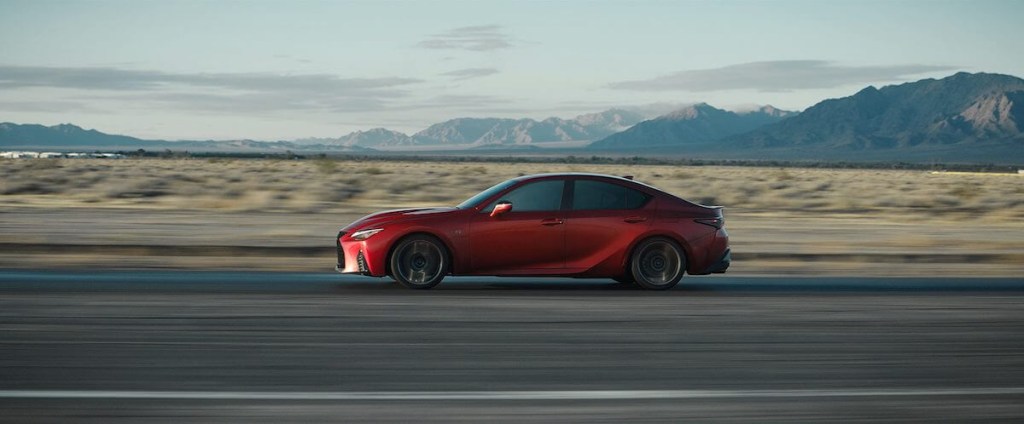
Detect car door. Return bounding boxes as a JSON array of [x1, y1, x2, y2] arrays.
[[468, 179, 567, 274], [563, 179, 653, 270]]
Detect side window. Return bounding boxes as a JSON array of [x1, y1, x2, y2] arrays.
[[485, 180, 565, 212], [572, 180, 650, 210], [624, 186, 650, 209]]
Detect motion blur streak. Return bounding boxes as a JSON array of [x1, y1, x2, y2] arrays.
[[3, 388, 1024, 400]]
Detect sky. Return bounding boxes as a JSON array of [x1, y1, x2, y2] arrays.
[[1, 0, 1022, 140]]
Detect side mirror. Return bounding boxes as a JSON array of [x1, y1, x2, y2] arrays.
[[490, 201, 512, 217]]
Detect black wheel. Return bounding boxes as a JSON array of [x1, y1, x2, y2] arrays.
[[389, 235, 449, 289], [629, 237, 685, 290]]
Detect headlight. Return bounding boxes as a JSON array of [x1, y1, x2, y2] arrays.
[[350, 228, 383, 240]]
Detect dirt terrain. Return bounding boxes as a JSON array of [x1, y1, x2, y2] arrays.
[[1, 158, 1022, 276]]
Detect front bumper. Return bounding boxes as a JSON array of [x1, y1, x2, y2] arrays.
[[335, 231, 373, 275], [335, 230, 385, 276]]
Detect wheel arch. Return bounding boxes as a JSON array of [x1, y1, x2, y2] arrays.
[[384, 230, 456, 277], [622, 232, 694, 276]]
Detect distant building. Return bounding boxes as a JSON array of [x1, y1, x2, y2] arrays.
[[1, 151, 126, 159], [1, 151, 40, 159]]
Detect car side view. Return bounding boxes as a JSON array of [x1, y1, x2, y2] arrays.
[[336, 173, 730, 290]]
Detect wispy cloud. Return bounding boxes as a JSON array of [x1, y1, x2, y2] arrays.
[[0, 65, 419, 94], [0, 100, 100, 113], [439, 67, 499, 81], [0, 65, 423, 113], [417, 25, 514, 51], [381, 94, 515, 112], [609, 60, 958, 92]]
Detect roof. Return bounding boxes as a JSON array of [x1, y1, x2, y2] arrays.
[[512, 172, 669, 195], [514, 172, 637, 182]]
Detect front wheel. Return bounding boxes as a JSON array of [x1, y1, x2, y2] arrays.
[[389, 235, 449, 289], [629, 237, 685, 290]]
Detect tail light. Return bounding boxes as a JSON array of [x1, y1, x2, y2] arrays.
[[694, 217, 724, 229]]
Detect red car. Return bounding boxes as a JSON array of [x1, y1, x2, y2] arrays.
[[336, 173, 729, 290]]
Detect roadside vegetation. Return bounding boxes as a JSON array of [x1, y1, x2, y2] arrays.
[[1, 157, 1021, 221]]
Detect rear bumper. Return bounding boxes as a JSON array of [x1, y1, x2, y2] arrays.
[[700, 248, 731, 274]]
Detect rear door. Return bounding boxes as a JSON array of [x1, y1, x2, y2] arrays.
[[563, 179, 653, 270]]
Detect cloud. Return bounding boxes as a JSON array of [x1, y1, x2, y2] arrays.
[[0, 65, 419, 94], [609, 60, 958, 92], [385, 94, 513, 111], [439, 67, 499, 81], [0, 100, 100, 113], [0, 65, 423, 113], [417, 25, 514, 51]]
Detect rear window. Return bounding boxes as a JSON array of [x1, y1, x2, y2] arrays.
[[572, 180, 650, 210]]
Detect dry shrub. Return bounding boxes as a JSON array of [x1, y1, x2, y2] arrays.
[[672, 171, 696, 180], [2, 181, 63, 195], [772, 168, 795, 181], [948, 183, 981, 200], [314, 159, 338, 174], [361, 166, 388, 175], [106, 179, 169, 199], [23, 159, 63, 170]]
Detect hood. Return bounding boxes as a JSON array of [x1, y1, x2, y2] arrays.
[[342, 207, 457, 231]]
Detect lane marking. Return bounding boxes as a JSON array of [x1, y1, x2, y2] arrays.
[[1, 388, 1023, 401]]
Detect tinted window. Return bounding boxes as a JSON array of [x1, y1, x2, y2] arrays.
[[572, 180, 650, 210], [485, 180, 565, 212], [457, 179, 517, 209]]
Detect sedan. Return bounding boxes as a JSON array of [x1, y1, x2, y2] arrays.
[[336, 173, 730, 290]]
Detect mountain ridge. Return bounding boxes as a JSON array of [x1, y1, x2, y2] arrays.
[[589, 103, 796, 149], [729, 71, 1024, 150]]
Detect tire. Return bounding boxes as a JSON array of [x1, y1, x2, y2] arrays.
[[389, 234, 449, 289], [629, 237, 685, 290]]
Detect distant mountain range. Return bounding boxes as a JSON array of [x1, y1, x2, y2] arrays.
[[589, 104, 795, 149], [0, 123, 149, 148], [731, 72, 1024, 150], [3, 72, 1023, 163], [588, 72, 1024, 163], [0, 123, 372, 152], [293, 109, 648, 147], [296, 128, 412, 148]]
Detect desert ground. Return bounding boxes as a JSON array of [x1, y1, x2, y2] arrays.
[[1, 157, 1022, 276]]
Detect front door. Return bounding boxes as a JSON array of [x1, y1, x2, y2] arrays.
[[469, 179, 567, 274]]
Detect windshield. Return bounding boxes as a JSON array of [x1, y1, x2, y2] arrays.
[[456, 179, 518, 209]]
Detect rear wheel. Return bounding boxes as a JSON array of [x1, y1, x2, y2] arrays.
[[389, 235, 449, 289], [629, 237, 685, 290]]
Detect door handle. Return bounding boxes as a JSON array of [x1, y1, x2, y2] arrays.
[[623, 216, 648, 223], [541, 218, 564, 226]]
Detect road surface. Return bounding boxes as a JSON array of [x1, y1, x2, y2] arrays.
[[2, 271, 1023, 422]]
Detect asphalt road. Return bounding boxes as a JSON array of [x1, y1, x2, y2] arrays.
[[2, 271, 1023, 423]]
